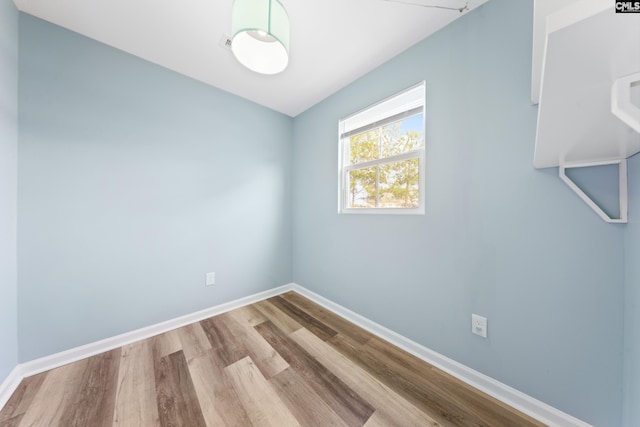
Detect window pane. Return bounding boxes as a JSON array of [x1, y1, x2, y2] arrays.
[[381, 114, 424, 159], [379, 158, 420, 208], [349, 129, 380, 165], [348, 166, 377, 208], [338, 82, 425, 214]]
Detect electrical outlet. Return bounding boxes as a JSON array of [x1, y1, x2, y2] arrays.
[[471, 314, 487, 338], [206, 272, 216, 287]]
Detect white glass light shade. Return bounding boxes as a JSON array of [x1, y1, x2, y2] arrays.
[[231, 0, 290, 75]]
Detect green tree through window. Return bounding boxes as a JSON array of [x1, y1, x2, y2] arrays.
[[345, 116, 423, 210], [340, 82, 425, 214]]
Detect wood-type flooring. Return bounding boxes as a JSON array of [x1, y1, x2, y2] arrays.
[[0, 292, 546, 426]]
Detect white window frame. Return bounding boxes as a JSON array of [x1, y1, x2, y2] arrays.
[[338, 82, 426, 215]]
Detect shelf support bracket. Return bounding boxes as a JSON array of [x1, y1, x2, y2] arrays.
[[559, 160, 628, 224]]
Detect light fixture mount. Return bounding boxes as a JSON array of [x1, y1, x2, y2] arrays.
[[231, 0, 290, 75], [382, 0, 469, 13]]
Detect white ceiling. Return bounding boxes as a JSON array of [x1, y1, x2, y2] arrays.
[[13, 0, 487, 117]]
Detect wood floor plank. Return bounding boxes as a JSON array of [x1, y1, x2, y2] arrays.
[[270, 367, 349, 427], [266, 296, 338, 341], [184, 353, 246, 427], [0, 372, 47, 422], [200, 312, 288, 379], [330, 333, 544, 427], [255, 320, 375, 426], [292, 328, 440, 427], [280, 291, 374, 345], [177, 322, 212, 363], [361, 411, 391, 427], [223, 311, 288, 379], [0, 414, 23, 427], [113, 340, 160, 426], [362, 411, 431, 427], [17, 358, 90, 426], [177, 323, 251, 427], [225, 356, 301, 427], [153, 329, 183, 359], [154, 350, 206, 427], [253, 300, 303, 334], [178, 323, 251, 427], [365, 335, 544, 426], [431, 365, 543, 426], [328, 333, 473, 426], [200, 314, 251, 366], [228, 305, 267, 327], [57, 348, 121, 427]]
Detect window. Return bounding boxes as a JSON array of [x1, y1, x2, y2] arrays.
[[339, 82, 425, 214]]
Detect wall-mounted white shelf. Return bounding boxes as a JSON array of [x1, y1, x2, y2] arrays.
[[534, 0, 640, 169], [613, 72, 640, 135], [532, 0, 640, 222], [531, 0, 581, 105]]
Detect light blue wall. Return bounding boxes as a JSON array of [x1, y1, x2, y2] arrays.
[[17, 14, 293, 361], [624, 153, 640, 427], [291, 0, 624, 425], [0, 0, 19, 383]]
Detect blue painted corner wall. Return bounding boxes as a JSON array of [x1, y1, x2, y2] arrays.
[[0, 0, 19, 384], [17, 13, 293, 361], [291, 1, 625, 425], [624, 153, 640, 427]]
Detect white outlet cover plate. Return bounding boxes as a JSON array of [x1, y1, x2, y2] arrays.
[[472, 314, 488, 338], [206, 272, 215, 286]]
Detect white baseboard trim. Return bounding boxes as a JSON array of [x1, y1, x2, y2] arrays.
[[290, 284, 592, 427], [0, 365, 23, 411], [19, 283, 294, 378], [2, 281, 590, 426]]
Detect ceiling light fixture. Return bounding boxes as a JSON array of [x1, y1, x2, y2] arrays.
[[231, 0, 290, 75]]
